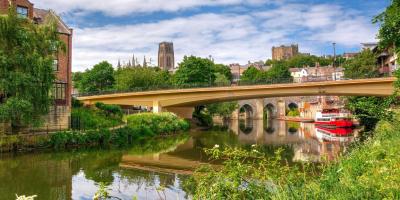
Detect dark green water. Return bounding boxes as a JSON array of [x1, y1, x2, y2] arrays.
[[0, 120, 356, 200]]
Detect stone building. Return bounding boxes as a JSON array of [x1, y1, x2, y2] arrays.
[[158, 42, 175, 71], [272, 44, 299, 61], [0, 0, 73, 132]]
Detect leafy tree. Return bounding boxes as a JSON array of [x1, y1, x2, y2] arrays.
[[214, 73, 231, 86], [240, 66, 261, 83], [114, 66, 170, 90], [0, 8, 63, 128], [75, 61, 115, 93], [213, 64, 232, 81], [173, 56, 215, 86], [262, 63, 292, 82], [206, 102, 238, 118], [373, 0, 400, 57], [266, 55, 333, 68], [343, 49, 379, 79]]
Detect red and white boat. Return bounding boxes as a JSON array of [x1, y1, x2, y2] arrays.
[[314, 108, 353, 127], [315, 127, 354, 142]]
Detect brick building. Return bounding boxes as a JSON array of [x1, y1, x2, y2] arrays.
[[272, 44, 299, 61], [0, 0, 73, 132]]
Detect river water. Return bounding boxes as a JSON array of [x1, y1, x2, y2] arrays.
[[0, 120, 357, 200]]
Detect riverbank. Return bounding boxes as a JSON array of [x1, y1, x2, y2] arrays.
[[0, 112, 190, 152], [186, 117, 400, 199]]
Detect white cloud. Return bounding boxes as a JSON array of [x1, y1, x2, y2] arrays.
[[32, 0, 276, 16], [63, 2, 379, 71]]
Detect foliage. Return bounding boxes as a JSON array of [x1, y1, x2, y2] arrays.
[[93, 183, 110, 200], [15, 195, 37, 200], [206, 102, 238, 118], [0, 8, 63, 128], [193, 106, 214, 127], [343, 49, 379, 79], [185, 145, 310, 199], [213, 64, 232, 81], [114, 66, 171, 91], [173, 56, 216, 86], [126, 112, 190, 136], [71, 107, 122, 130], [373, 0, 400, 57], [74, 61, 115, 94], [186, 117, 400, 199], [240, 66, 260, 82], [259, 62, 292, 82], [72, 97, 83, 108], [94, 102, 123, 118], [347, 96, 394, 133], [287, 109, 300, 117], [240, 64, 292, 84], [214, 73, 231, 86], [266, 54, 335, 68]]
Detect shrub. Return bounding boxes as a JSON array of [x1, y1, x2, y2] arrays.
[[126, 112, 190, 136], [71, 107, 122, 130]]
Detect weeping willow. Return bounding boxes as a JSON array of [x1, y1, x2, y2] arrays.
[[0, 6, 64, 129]]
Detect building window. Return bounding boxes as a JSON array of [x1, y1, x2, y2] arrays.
[[53, 59, 59, 71], [53, 83, 66, 100], [17, 6, 28, 18]]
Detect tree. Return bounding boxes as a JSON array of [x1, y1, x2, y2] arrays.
[[206, 102, 238, 118], [212, 64, 232, 81], [173, 56, 215, 86], [214, 73, 231, 86], [0, 8, 63, 128], [343, 49, 379, 79], [240, 66, 261, 83], [114, 66, 171, 90], [373, 0, 400, 57], [263, 63, 292, 82], [75, 61, 115, 93]]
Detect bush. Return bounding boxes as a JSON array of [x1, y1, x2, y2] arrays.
[[126, 112, 190, 136], [94, 102, 123, 118], [71, 107, 122, 130]]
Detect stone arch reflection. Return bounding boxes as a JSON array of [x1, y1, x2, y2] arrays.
[[239, 104, 254, 119], [264, 119, 275, 134], [239, 118, 253, 134], [287, 122, 300, 135]]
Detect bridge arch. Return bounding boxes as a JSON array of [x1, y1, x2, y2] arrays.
[[239, 104, 254, 119], [264, 103, 276, 119]]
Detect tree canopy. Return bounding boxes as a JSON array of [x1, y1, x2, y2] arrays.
[[74, 61, 115, 93], [374, 0, 400, 57], [173, 56, 215, 86], [114, 67, 171, 90], [0, 8, 63, 128], [343, 49, 379, 79], [266, 54, 335, 68]]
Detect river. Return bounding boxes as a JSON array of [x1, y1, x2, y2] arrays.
[[0, 120, 357, 200]]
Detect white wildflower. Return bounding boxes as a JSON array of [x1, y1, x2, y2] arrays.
[[214, 144, 220, 148]]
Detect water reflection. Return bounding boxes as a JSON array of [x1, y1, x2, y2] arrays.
[[228, 119, 356, 162], [0, 119, 357, 200]]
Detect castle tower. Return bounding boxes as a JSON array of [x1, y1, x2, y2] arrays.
[[158, 42, 175, 71]]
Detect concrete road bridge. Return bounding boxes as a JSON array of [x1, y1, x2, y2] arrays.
[[77, 77, 395, 118]]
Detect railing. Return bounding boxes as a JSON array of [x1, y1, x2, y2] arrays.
[[77, 74, 392, 97]]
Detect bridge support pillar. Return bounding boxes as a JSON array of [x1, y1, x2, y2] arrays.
[[254, 99, 264, 120], [152, 101, 163, 113]]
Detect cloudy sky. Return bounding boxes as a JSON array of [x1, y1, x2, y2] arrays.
[[32, 0, 389, 72]]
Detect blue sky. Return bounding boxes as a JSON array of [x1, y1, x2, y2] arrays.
[[32, 0, 390, 71]]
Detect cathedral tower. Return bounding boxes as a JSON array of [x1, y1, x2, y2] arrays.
[[158, 42, 175, 71]]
